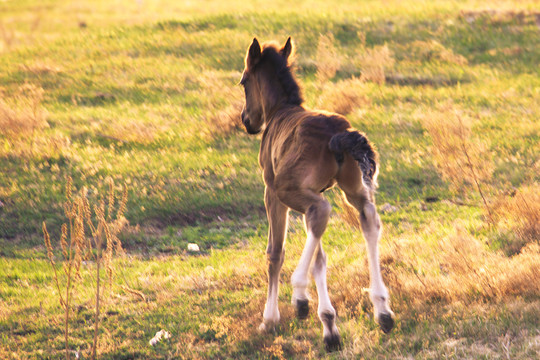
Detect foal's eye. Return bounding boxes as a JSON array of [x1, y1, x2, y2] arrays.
[[239, 72, 248, 86]]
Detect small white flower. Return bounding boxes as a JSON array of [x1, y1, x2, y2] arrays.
[[149, 330, 171, 346], [187, 243, 200, 252]]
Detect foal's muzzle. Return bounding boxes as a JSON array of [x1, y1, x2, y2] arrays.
[[241, 108, 261, 135]]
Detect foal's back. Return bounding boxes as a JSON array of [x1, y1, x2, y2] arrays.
[[261, 106, 352, 193]]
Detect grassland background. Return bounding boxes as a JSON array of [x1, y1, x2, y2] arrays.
[[0, 0, 539, 359]]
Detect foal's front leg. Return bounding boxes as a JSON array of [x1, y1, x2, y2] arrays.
[[259, 187, 289, 332]]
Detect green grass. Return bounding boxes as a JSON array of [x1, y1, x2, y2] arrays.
[[1, 0, 539, 359]]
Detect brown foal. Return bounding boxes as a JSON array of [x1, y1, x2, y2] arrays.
[[239, 37, 394, 352]]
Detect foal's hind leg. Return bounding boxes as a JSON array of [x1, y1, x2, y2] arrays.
[[312, 244, 341, 351], [259, 187, 289, 332], [345, 191, 394, 334], [279, 189, 341, 351]]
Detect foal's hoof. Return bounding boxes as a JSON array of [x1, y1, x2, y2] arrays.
[[295, 299, 310, 320], [258, 321, 276, 333], [378, 312, 395, 334], [324, 333, 342, 352]]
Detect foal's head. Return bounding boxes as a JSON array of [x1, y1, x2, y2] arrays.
[[240, 37, 303, 134]]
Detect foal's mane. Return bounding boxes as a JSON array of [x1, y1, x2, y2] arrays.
[[259, 42, 304, 106]]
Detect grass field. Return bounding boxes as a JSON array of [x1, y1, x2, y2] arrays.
[[1, 0, 539, 359]]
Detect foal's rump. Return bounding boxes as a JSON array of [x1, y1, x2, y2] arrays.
[[287, 110, 378, 193]]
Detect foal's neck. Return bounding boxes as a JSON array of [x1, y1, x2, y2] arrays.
[[262, 84, 303, 125], [265, 102, 303, 129], [259, 59, 303, 125]]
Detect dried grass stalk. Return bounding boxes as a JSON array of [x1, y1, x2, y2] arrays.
[[359, 45, 395, 84], [42, 176, 129, 360], [421, 102, 494, 223], [317, 78, 370, 115], [316, 33, 341, 84]]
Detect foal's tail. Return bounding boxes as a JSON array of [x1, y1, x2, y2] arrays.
[[329, 130, 379, 188]]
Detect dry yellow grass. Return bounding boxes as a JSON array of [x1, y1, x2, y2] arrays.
[[358, 44, 395, 84], [313, 33, 395, 85], [420, 102, 494, 202], [0, 20, 16, 52], [0, 83, 47, 138], [315, 33, 341, 84], [313, 32, 369, 116], [105, 119, 164, 144], [492, 184, 540, 253], [332, 225, 540, 315], [420, 102, 540, 252], [317, 78, 370, 116], [188, 70, 245, 139], [157, 218, 539, 358], [21, 61, 63, 76], [0, 83, 72, 158], [428, 230, 539, 301], [408, 40, 468, 65], [205, 99, 244, 139]]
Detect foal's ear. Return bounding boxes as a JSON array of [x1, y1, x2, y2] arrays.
[[280, 37, 293, 61], [247, 38, 262, 68]]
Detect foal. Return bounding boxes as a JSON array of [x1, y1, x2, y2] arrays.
[[240, 37, 394, 351]]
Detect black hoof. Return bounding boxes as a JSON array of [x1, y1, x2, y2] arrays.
[[324, 333, 342, 352], [295, 299, 310, 320], [378, 313, 394, 334]]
